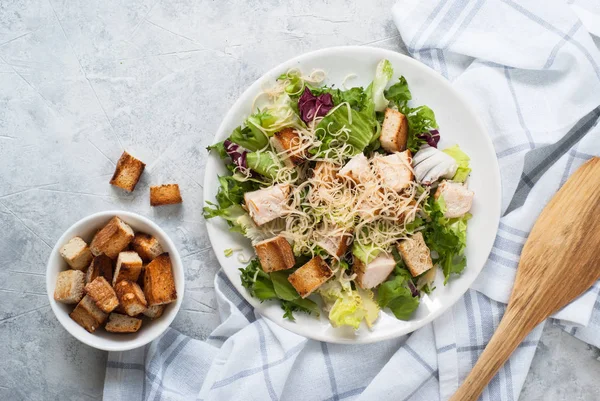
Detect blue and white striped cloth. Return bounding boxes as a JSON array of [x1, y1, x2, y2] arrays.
[[104, 1, 600, 400]]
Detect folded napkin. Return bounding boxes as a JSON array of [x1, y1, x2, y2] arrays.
[[104, 1, 600, 399]]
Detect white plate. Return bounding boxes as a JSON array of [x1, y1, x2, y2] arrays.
[[203, 46, 501, 344]]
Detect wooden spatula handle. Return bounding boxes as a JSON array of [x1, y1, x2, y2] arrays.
[[448, 306, 535, 401]]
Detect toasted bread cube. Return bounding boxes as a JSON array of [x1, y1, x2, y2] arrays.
[[85, 276, 119, 313], [105, 313, 142, 333], [150, 184, 182, 206], [287, 256, 333, 298], [90, 216, 135, 259], [244, 184, 290, 226], [115, 280, 148, 316], [397, 232, 433, 277], [113, 251, 143, 285], [337, 153, 373, 184], [144, 253, 177, 306], [143, 304, 166, 320], [317, 231, 351, 258], [70, 295, 107, 333], [254, 235, 295, 273], [110, 151, 146, 192], [355, 253, 396, 289], [434, 181, 474, 218], [380, 108, 408, 153], [54, 270, 85, 304], [132, 233, 164, 262], [372, 151, 414, 192], [59, 237, 93, 271], [85, 254, 113, 284], [272, 128, 305, 167]]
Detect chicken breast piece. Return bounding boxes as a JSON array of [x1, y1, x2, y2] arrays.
[[434, 180, 474, 218], [317, 231, 351, 258], [372, 151, 414, 192], [412, 145, 457, 185], [244, 184, 290, 226], [355, 252, 397, 289], [337, 153, 373, 184]]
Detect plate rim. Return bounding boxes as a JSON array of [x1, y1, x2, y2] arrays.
[[203, 45, 501, 344]]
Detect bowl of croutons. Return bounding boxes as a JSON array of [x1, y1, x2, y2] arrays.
[[46, 211, 184, 351]]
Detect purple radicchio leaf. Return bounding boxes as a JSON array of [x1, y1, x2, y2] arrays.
[[298, 87, 334, 124], [224, 140, 249, 173], [407, 280, 420, 297], [418, 129, 440, 148]]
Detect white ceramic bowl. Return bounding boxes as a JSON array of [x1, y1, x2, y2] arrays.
[[204, 46, 501, 343], [46, 211, 184, 351]]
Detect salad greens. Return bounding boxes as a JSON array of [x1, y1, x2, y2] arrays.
[[205, 58, 474, 327]]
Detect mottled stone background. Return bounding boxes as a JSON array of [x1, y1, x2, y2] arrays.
[[0, 0, 598, 400]]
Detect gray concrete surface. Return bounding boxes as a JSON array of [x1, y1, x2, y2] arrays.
[[0, 0, 597, 400]]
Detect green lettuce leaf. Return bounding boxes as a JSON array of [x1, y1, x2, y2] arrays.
[[315, 106, 376, 156], [404, 105, 439, 153], [423, 196, 471, 283], [377, 265, 420, 320], [308, 86, 368, 111], [281, 298, 319, 321], [351, 242, 380, 264], [371, 59, 393, 112], [442, 145, 471, 182], [246, 151, 282, 180], [328, 290, 365, 329], [206, 141, 227, 159], [385, 76, 412, 107], [270, 271, 301, 301], [229, 125, 269, 151], [239, 259, 277, 300]]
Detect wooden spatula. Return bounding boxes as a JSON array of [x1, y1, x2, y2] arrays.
[[450, 157, 600, 401]]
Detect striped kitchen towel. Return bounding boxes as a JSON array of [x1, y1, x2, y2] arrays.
[[104, 0, 600, 400]]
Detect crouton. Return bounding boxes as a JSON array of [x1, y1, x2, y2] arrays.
[[115, 280, 148, 316], [287, 256, 333, 298], [70, 295, 108, 333], [54, 270, 85, 304], [90, 216, 135, 259], [143, 304, 166, 320], [150, 184, 182, 206], [244, 184, 290, 226], [372, 151, 413, 192], [105, 313, 142, 333], [59, 237, 93, 271], [85, 276, 119, 313], [397, 232, 433, 277], [434, 180, 474, 218], [144, 253, 177, 306], [110, 151, 146, 192], [113, 251, 143, 285], [380, 108, 408, 153], [254, 235, 295, 273], [355, 253, 396, 289], [272, 127, 305, 167], [85, 254, 113, 284], [132, 233, 164, 262], [317, 231, 351, 258], [337, 153, 373, 184]]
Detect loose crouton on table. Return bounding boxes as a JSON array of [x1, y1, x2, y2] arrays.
[[113, 251, 143, 285], [54, 270, 86, 304], [90, 216, 134, 259], [115, 280, 148, 316], [110, 151, 146, 192], [144, 253, 177, 306], [105, 313, 142, 333], [132, 233, 164, 262], [380, 108, 408, 153], [85, 276, 119, 313], [150, 184, 182, 206], [397, 232, 433, 277], [254, 235, 295, 273], [287, 256, 333, 298]]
